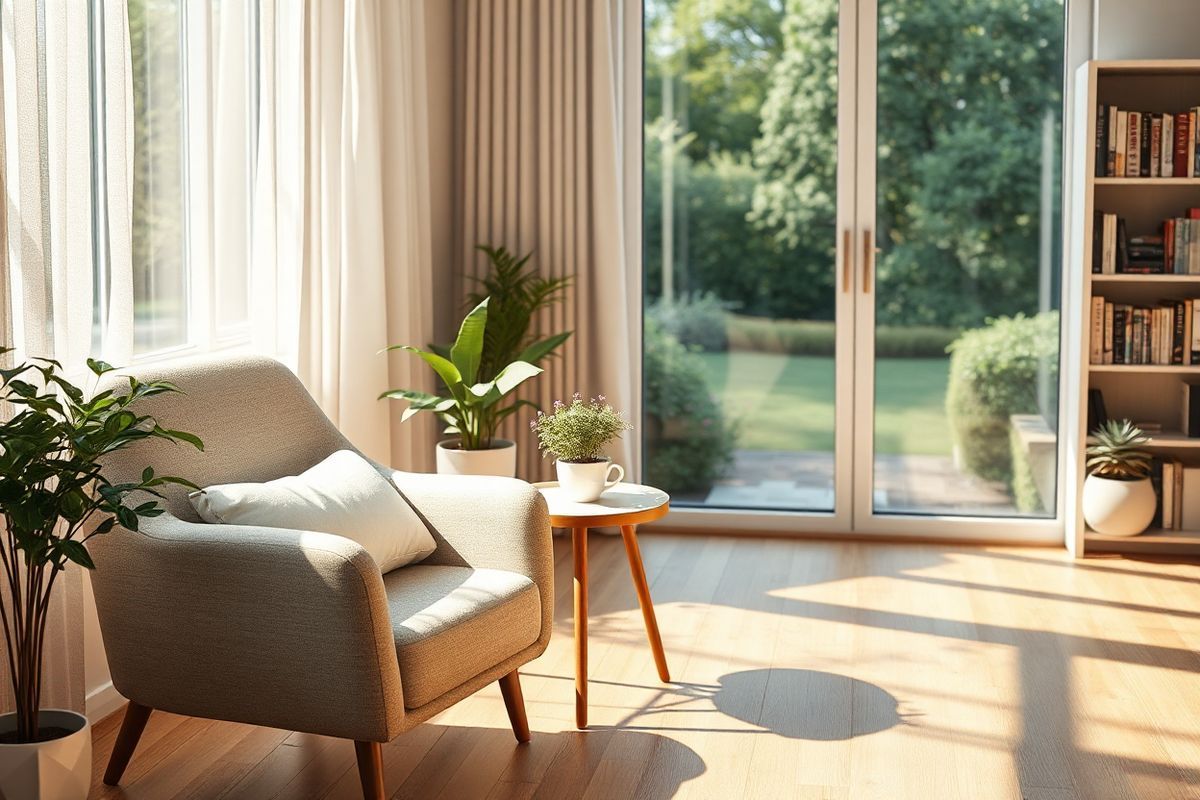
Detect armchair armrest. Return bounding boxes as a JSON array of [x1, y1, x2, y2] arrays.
[[88, 514, 404, 742], [388, 471, 554, 650]]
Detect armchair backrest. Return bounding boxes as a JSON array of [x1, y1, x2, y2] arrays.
[[97, 354, 352, 520]]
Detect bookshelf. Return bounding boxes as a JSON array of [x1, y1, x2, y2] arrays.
[[1066, 60, 1200, 557]]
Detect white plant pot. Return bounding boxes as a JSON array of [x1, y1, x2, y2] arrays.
[[556, 458, 625, 502], [436, 439, 517, 477], [1082, 475, 1156, 537], [0, 709, 91, 800]]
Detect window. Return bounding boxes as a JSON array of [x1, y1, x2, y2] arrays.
[[126, 0, 259, 358]]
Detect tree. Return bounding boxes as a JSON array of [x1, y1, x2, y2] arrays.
[[750, 0, 1065, 327]]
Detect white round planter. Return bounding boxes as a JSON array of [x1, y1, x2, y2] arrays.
[[0, 709, 91, 800], [555, 458, 625, 502], [436, 439, 517, 477], [1082, 475, 1156, 537]]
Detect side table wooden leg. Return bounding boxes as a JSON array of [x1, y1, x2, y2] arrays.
[[620, 524, 671, 682], [573, 526, 589, 729]]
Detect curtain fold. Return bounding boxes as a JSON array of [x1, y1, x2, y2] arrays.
[[253, 0, 436, 471], [0, 0, 135, 717], [452, 0, 640, 482]]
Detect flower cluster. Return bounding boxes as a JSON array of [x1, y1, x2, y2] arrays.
[[531, 393, 632, 463]]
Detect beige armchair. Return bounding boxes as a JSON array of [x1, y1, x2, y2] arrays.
[[89, 355, 553, 800]]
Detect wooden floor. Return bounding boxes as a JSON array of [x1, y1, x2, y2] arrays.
[[90, 533, 1200, 799]]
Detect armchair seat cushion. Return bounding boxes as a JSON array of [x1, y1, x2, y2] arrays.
[[384, 565, 540, 709]]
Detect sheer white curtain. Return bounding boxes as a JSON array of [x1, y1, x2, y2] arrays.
[[0, 0, 135, 715], [253, 0, 437, 471], [452, 0, 641, 482]]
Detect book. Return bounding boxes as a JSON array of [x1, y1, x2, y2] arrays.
[[1163, 113, 1175, 177], [1181, 468, 1200, 529], [1127, 111, 1141, 177], [1117, 217, 1129, 272], [1090, 296, 1105, 363], [1087, 388, 1108, 432], [1174, 112, 1190, 177], [1163, 460, 1175, 529], [1150, 459, 1164, 528], [1190, 109, 1198, 177], [1150, 114, 1162, 177], [1095, 104, 1109, 177], [1117, 111, 1129, 176], [1140, 112, 1152, 177], [1104, 301, 1114, 364], [1176, 300, 1188, 364], [1186, 299, 1194, 365], [1192, 300, 1200, 362], [1113, 304, 1126, 363], [1182, 382, 1200, 437], [1109, 105, 1121, 176]]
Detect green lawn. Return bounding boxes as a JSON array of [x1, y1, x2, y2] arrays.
[[697, 352, 952, 457]]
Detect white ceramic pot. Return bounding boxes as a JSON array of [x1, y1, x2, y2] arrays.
[[436, 439, 517, 477], [556, 458, 625, 502], [1082, 475, 1156, 537], [0, 709, 92, 800]]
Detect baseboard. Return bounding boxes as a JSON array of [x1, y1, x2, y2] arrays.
[[86, 681, 127, 724]]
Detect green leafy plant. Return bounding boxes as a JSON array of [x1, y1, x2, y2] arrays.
[[0, 350, 201, 743], [382, 299, 544, 450], [531, 394, 632, 463], [1086, 419, 1152, 480], [464, 245, 572, 382]]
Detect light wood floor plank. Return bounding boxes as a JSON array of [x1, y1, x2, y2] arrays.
[[88, 534, 1200, 799]]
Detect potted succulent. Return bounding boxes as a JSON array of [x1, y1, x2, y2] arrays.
[[1083, 419, 1155, 537], [0, 351, 201, 799], [382, 245, 571, 476], [532, 394, 632, 501]]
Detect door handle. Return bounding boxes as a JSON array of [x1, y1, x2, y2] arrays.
[[842, 229, 853, 292], [862, 230, 874, 293]]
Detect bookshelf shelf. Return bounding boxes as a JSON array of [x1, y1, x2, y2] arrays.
[[1067, 59, 1200, 557]]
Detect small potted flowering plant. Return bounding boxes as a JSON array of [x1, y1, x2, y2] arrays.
[[532, 393, 632, 501]]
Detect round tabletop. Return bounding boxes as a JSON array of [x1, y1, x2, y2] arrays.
[[532, 482, 670, 528]]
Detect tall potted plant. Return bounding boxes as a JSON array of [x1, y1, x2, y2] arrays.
[[1082, 419, 1155, 537], [0, 351, 201, 799], [382, 246, 572, 476]]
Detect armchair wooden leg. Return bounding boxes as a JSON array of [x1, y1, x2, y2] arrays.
[[354, 740, 386, 800], [498, 670, 531, 743], [103, 701, 153, 785]]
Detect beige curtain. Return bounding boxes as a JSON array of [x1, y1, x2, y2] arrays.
[[0, 0, 135, 715], [252, 0, 437, 471], [452, 0, 641, 482]]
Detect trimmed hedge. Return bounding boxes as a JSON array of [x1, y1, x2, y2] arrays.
[[726, 315, 959, 358], [946, 312, 1060, 485]]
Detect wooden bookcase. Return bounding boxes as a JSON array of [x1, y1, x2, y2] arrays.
[[1066, 60, 1200, 556]]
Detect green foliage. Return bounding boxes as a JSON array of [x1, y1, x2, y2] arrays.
[[465, 245, 572, 382], [531, 395, 632, 463], [643, 322, 736, 494], [1086, 419, 1152, 480], [0, 349, 201, 742], [383, 299, 544, 450], [1009, 423, 1042, 513], [945, 312, 1059, 483], [647, 292, 732, 352], [726, 315, 958, 358]]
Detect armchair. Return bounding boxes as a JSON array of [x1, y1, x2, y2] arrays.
[[89, 355, 553, 800]]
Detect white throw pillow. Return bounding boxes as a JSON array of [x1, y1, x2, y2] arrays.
[[188, 450, 436, 572]]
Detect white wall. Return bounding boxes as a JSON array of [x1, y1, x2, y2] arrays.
[[1093, 0, 1200, 59]]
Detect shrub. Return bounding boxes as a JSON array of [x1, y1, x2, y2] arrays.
[[725, 314, 958, 358], [946, 311, 1060, 484], [643, 320, 736, 494], [647, 292, 733, 352], [532, 394, 632, 463]]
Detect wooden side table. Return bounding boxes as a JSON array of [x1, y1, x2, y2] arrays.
[[533, 482, 671, 729]]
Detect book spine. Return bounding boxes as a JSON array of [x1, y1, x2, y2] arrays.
[[1090, 296, 1105, 364], [1177, 301, 1188, 364], [1095, 103, 1107, 177], [1166, 218, 1176, 272], [1150, 114, 1162, 177], [1125, 305, 1133, 363], [1191, 109, 1198, 177], [1117, 217, 1129, 273], [1109, 106, 1121, 176], [1104, 301, 1114, 364], [1163, 113, 1175, 177], [1174, 112, 1190, 177], [1133, 309, 1143, 364], [1117, 112, 1129, 176], [1127, 111, 1141, 177], [1186, 298, 1194, 365], [1140, 112, 1152, 177]]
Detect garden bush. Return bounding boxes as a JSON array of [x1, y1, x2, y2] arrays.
[[643, 320, 736, 495], [946, 311, 1060, 485], [726, 315, 958, 358], [647, 291, 732, 352]]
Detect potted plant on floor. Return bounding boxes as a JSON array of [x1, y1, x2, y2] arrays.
[[532, 393, 633, 501], [1082, 419, 1155, 537], [382, 245, 571, 476], [0, 351, 201, 800]]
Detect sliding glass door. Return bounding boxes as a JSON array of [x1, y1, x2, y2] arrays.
[[643, 0, 1066, 538]]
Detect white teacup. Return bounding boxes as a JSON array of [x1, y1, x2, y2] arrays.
[[556, 457, 624, 502]]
